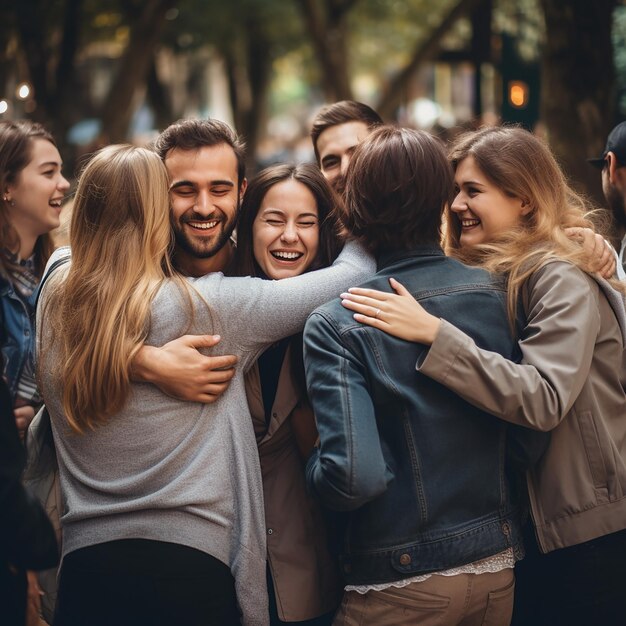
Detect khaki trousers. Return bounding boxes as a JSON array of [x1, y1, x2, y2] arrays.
[[333, 569, 514, 626]]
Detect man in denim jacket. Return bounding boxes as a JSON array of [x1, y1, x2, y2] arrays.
[[304, 127, 546, 625]]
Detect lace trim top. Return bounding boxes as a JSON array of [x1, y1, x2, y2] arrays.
[[345, 548, 516, 594]]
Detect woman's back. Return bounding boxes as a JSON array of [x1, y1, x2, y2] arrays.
[[40, 235, 373, 625]]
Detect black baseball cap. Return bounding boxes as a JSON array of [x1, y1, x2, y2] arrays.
[[588, 121, 626, 168]]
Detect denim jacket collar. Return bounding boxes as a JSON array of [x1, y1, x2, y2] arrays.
[[377, 245, 445, 272]]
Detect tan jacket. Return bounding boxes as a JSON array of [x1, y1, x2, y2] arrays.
[[417, 261, 626, 553], [245, 345, 342, 622]]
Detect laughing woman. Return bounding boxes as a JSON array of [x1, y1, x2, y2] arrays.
[[339, 126, 626, 626], [0, 121, 69, 438], [232, 164, 343, 626]]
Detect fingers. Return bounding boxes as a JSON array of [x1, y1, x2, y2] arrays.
[[204, 353, 238, 370], [344, 287, 389, 302], [204, 364, 236, 383], [14, 405, 36, 436], [567, 228, 618, 276], [340, 294, 383, 319], [351, 313, 388, 331], [389, 277, 410, 296], [564, 226, 584, 242], [193, 381, 234, 404], [588, 236, 616, 276], [181, 334, 222, 349], [599, 252, 617, 279]]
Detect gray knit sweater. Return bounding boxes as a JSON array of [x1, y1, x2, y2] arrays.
[[37, 242, 374, 626]]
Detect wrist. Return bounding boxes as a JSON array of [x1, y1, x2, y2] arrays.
[[424, 316, 442, 345], [130, 345, 159, 383]]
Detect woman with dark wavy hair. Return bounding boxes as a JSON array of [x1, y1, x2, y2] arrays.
[[231, 163, 343, 625]]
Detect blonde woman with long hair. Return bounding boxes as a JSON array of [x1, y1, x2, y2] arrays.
[[38, 145, 374, 626], [339, 126, 626, 625]]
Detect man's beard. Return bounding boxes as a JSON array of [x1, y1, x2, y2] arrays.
[[605, 183, 626, 233], [171, 200, 240, 259]]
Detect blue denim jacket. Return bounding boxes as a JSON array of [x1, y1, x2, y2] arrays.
[[304, 247, 546, 585], [0, 272, 37, 401]]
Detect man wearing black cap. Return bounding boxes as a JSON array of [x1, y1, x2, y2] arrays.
[[589, 121, 626, 279]]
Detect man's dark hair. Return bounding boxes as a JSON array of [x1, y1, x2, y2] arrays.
[[343, 126, 453, 253], [310, 101, 383, 163], [154, 118, 246, 188]]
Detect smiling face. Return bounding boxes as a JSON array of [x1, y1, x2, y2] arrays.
[[252, 179, 320, 280], [316, 121, 371, 193], [166, 143, 246, 276], [6, 138, 69, 253], [451, 156, 527, 248]]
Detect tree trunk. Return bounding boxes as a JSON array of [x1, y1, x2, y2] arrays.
[[376, 0, 487, 119], [220, 16, 272, 171], [239, 16, 272, 170], [100, 0, 176, 143], [15, 0, 83, 168], [14, 0, 50, 116], [540, 0, 616, 204], [146, 55, 174, 132], [296, 0, 356, 101]]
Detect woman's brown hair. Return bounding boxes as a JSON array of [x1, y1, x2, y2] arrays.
[[232, 163, 343, 277], [0, 120, 57, 276]]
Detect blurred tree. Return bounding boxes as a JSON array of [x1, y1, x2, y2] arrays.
[[100, 0, 176, 142], [12, 0, 83, 153], [375, 0, 487, 118], [296, 0, 356, 101], [614, 5, 626, 118], [166, 0, 304, 167], [540, 0, 617, 204]]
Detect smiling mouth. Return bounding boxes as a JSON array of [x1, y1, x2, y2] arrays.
[[271, 251, 303, 261], [460, 218, 480, 228], [49, 199, 63, 208], [187, 220, 219, 231]]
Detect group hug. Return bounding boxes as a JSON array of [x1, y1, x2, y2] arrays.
[[1, 100, 626, 626]]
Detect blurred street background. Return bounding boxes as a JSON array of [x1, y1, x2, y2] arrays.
[[1, 0, 624, 204]]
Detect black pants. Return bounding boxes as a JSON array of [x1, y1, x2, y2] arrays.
[[53, 539, 240, 626], [512, 522, 626, 626], [1, 564, 27, 626]]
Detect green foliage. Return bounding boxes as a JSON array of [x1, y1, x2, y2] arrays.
[[159, 0, 304, 58], [494, 0, 544, 61], [349, 0, 470, 78], [613, 4, 626, 115]]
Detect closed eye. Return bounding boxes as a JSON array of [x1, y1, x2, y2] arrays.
[[321, 157, 339, 170], [211, 186, 231, 196], [171, 187, 195, 196]]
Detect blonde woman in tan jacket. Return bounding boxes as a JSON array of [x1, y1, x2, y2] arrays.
[[339, 126, 626, 626]]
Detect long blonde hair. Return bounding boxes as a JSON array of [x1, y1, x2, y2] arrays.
[[45, 145, 175, 433], [445, 126, 616, 322]]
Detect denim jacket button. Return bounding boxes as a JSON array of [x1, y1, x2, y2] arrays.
[[399, 553, 411, 566], [502, 522, 511, 536]]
